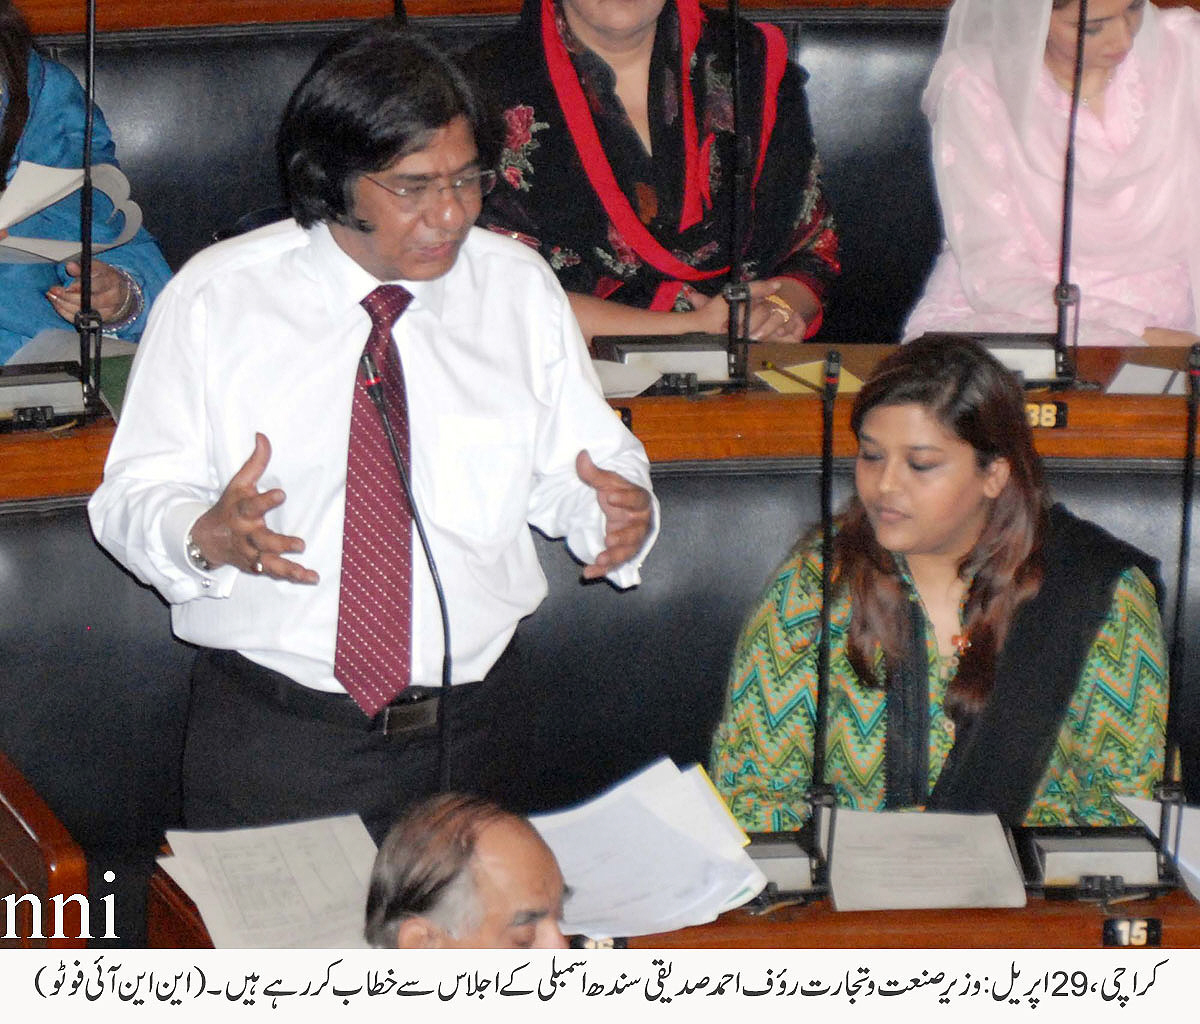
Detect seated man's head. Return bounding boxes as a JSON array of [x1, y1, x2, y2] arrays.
[[279, 20, 500, 282], [364, 793, 568, 949]]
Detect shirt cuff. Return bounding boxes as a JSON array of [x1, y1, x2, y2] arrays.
[[163, 501, 239, 596], [603, 493, 661, 590]]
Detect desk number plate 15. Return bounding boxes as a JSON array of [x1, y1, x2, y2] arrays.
[[1026, 401, 1068, 429], [1103, 917, 1162, 947]]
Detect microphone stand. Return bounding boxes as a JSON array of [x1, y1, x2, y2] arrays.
[[1156, 343, 1200, 878], [722, 0, 751, 383], [935, 0, 1090, 389], [806, 350, 841, 891], [1051, 0, 1088, 386], [74, 0, 103, 414], [360, 351, 455, 791]]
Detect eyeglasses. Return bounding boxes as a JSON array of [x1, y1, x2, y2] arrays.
[[363, 169, 497, 212]]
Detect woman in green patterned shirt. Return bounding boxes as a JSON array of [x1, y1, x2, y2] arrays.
[[711, 337, 1167, 832]]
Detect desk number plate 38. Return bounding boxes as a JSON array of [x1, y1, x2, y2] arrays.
[[1103, 918, 1162, 947], [1026, 401, 1068, 429]]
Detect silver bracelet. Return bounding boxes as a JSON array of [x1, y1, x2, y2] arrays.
[[104, 269, 145, 331]]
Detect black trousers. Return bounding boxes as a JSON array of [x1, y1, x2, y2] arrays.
[[182, 642, 525, 843]]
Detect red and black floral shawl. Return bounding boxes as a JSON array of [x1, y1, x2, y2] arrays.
[[467, 0, 840, 320]]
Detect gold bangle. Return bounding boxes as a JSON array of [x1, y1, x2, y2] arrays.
[[764, 293, 794, 323]]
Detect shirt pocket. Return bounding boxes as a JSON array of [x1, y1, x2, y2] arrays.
[[428, 413, 535, 543]]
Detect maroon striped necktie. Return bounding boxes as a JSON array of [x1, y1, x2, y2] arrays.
[[334, 284, 415, 717]]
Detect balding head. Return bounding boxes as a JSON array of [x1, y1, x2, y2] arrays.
[[364, 793, 568, 949]]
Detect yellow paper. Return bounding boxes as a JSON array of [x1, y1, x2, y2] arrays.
[[755, 359, 864, 394]]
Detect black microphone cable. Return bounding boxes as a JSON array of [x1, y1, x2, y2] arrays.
[[360, 351, 454, 792]]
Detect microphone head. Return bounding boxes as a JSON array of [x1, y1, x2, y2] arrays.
[[823, 350, 841, 399]]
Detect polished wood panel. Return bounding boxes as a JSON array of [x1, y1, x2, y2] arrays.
[[25, 0, 1200, 34], [148, 865, 212, 950], [22, 1, 946, 34], [0, 417, 115, 503], [614, 349, 1196, 463], [0, 752, 88, 950], [2, 347, 1197, 504], [22, 1, 387, 35], [21, 1, 1200, 40]]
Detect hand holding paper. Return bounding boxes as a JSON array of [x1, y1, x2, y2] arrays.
[[0, 162, 143, 264]]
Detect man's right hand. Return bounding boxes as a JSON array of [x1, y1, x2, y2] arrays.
[[189, 432, 319, 584]]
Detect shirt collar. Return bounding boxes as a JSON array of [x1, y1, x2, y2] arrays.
[[307, 220, 452, 320]]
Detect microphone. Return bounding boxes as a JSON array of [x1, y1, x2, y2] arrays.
[[1051, 0, 1089, 383], [807, 349, 841, 890], [746, 349, 841, 903], [919, 3, 1091, 388], [722, 0, 751, 383], [1158, 343, 1200, 872], [1025, 344, 1197, 898], [73, 0, 103, 414], [359, 351, 455, 791]]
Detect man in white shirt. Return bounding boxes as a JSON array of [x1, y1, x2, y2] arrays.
[[88, 22, 656, 840]]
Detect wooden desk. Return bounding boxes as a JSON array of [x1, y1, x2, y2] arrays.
[[629, 890, 1200, 948], [3, 346, 1197, 505], [146, 863, 1200, 948]]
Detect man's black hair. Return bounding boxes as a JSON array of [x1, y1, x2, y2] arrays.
[[278, 20, 500, 230]]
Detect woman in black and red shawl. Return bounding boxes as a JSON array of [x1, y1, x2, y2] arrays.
[[467, 0, 840, 346]]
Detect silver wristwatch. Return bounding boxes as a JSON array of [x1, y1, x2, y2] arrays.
[[185, 531, 215, 572]]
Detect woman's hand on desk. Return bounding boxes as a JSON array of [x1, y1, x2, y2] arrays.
[[684, 278, 815, 343], [47, 260, 135, 325], [190, 432, 319, 585], [568, 278, 820, 347], [1143, 327, 1200, 347]]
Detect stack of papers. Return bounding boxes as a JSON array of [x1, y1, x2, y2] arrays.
[[530, 758, 766, 938], [158, 814, 377, 948], [830, 809, 1027, 912], [158, 759, 764, 947]]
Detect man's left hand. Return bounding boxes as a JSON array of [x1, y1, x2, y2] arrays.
[[576, 450, 652, 580]]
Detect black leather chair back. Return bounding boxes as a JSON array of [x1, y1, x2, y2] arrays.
[[42, 8, 950, 342]]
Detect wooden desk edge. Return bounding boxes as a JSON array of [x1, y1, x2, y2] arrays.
[[5, 392, 1200, 505], [628, 889, 1200, 948], [147, 864, 1200, 949]]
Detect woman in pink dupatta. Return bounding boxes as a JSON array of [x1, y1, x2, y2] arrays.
[[905, 0, 1200, 347]]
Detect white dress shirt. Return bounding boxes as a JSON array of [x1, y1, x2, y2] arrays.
[[89, 220, 657, 692]]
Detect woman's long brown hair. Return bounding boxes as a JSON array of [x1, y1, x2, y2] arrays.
[[1, 0, 34, 183], [834, 337, 1047, 722]]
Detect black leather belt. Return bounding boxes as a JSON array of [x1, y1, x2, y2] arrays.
[[204, 649, 463, 736]]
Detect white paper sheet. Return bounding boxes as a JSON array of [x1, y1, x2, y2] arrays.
[[830, 809, 1027, 912], [161, 814, 377, 948], [1118, 796, 1200, 899], [591, 358, 661, 398], [1107, 363, 1186, 395], [0, 162, 143, 263], [531, 758, 766, 938]]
